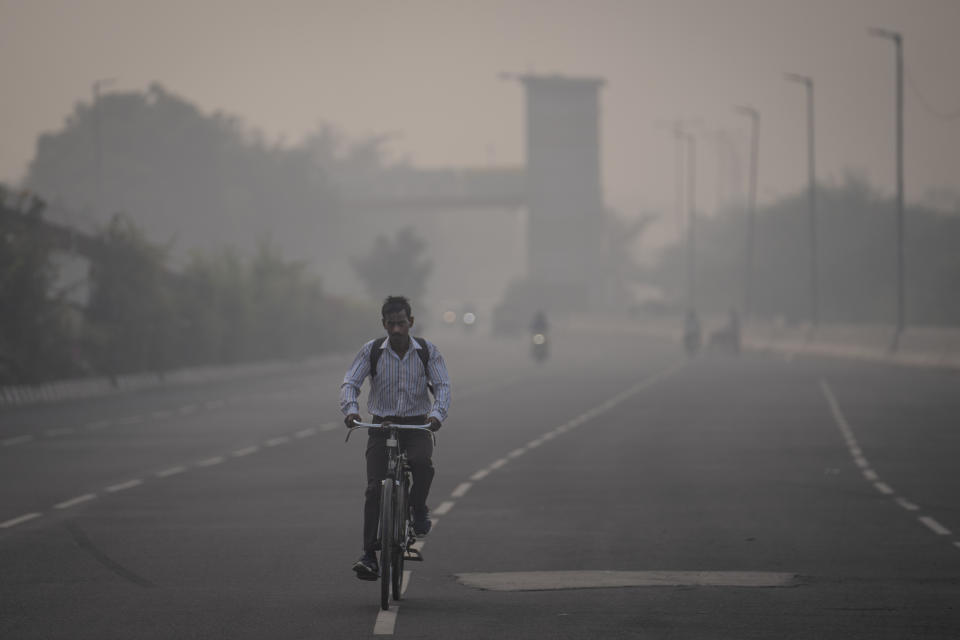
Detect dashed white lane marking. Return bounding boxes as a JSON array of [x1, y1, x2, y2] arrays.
[[204, 400, 225, 410], [919, 516, 951, 536], [84, 420, 111, 431], [156, 466, 187, 478], [896, 497, 919, 511], [2, 435, 34, 446], [489, 458, 508, 470], [433, 501, 455, 515], [232, 446, 259, 457], [820, 378, 959, 551], [0, 512, 42, 528], [874, 482, 894, 495], [179, 405, 197, 415], [265, 436, 290, 447], [196, 456, 225, 467], [450, 482, 472, 498], [294, 427, 318, 438], [105, 479, 142, 493], [151, 410, 173, 420], [507, 447, 526, 458], [470, 469, 490, 481], [54, 493, 97, 509], [117, 415, 144, 426]]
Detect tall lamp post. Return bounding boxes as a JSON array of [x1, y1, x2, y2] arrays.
[[92, 78, 117, 213], [735, 105, 760, 320], [869, 27, 905, 350], [684, 131, 698, 309], [785, 73, 819, 330]]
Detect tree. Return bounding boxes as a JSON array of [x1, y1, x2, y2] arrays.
[[351, 226, 432, 305]]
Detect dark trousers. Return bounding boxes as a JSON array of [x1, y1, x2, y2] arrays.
[[363, 416, 435, 552]]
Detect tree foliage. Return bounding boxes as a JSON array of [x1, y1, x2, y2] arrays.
[[646, 175, 960, 325], [351, 226, 432, 304]]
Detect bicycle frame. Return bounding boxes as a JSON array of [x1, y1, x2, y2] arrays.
[[346, 420, 433, 610]]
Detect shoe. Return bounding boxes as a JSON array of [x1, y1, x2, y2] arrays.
[[352, 552, 379, 581], [412, 510, 432, 538]]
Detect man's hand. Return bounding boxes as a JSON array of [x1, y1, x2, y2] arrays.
[[427, 417, 442, 432], [344, 413, 361, 429]]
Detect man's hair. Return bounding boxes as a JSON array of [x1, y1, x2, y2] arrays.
[[381, 295, 412, 319]]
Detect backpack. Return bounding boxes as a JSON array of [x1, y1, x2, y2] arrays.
[[369, 336, 434, 394]]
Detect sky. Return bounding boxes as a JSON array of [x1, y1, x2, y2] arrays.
[[2, 0, 959, 246]]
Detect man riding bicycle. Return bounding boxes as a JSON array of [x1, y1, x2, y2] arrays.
[[340, 295, 451, 581]]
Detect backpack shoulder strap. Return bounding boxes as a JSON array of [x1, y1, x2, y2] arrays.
[[414, 337, 431, 374], [368, 337, 386, 377]]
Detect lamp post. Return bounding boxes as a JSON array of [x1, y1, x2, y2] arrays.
[[785, 73, 819, 329], [684, 131, 698, 310], [92, 78, 117, 213], [735, 105, 760, 320], [869, 27, 905, 350]]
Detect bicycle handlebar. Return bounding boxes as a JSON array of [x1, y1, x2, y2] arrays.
[[344, 420, 435, 442]]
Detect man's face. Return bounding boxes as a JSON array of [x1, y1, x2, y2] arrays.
[[383, 310, 413, 348]]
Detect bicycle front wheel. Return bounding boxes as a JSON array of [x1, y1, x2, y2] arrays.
[[391, 476, 409, 601], [378, 479, 394, 611]]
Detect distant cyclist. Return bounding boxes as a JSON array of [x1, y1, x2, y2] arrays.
[[340, 295, 452, 581]]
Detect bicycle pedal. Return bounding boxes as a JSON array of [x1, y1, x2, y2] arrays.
[[404, 548, 424, 562]]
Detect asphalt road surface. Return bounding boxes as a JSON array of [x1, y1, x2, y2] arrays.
[[2, 322, 959, 639]]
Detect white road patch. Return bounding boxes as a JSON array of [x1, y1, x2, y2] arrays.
[[319, 422, 339, 431], [919, 516, 951, 536], [508, 448, 526, 458], [294, 427, 318, 438], [874, 482, 894, 495], [863, 469, 878, 481], [156, 466, 187, 478], [2, 434, 34, 446], [373, 607, 398, 635], [954, 542, 960, 551], [433, 501, 455, 515], [489, 458, 508, 470], [265, 436, 290, 447], [0, 512, 42, 528], [196, 456, 225, 467], [470, 469, 490, 481], [853, 456, 869, 469], [232, 446, 259, 457], [527, 438, 544, 448], [401, 570, 412, 596], [105, 479, 143, 493], [54, 493, 97, 509], [455, 570, 799, 591], [895, 497, 919, 511], [451, 482, 472, 498]]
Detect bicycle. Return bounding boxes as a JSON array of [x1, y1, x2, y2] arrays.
[[346, 420, 434, 610]]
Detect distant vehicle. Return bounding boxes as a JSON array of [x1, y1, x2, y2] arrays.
[[531, 331, 549, 363]]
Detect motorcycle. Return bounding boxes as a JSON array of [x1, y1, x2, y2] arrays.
[[531, 331, 549, 363]]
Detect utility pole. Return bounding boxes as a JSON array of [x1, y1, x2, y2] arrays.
[[785, 73, 819, 329], [736, 105, 760, 321], [92, 78, 117, 213], [685, 131, 697, 309], [869, 28, 905, 350]]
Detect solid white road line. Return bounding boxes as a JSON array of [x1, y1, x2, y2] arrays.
[[0, 512, 42, 528], [451, 482, 472, 498], [156, 466, 187, 478], [919, 516, 951, 536], [54, 494, 97, 509], [105, 479, 143, 493], [433, 501, 455, 515]]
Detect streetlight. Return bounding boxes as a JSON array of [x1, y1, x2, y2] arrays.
[[735, 105, 760, 320], [785, 72, 819, 330], [92, 77, 117, 213], [868, 27, 905, 350], [683, 130, 698, 310]]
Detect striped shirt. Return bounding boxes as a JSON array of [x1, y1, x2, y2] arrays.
[[340, 337, 451, 423]]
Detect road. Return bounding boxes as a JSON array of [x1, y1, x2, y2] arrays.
[[2, 322, 959, 639]]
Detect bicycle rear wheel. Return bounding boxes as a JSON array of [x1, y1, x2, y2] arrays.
[[378, 480, 393, 611], [391, 476, 409, 601]]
